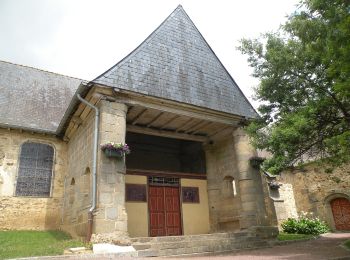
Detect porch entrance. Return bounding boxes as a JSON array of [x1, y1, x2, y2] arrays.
[[148, 177, 182, 237], [331, 198, 350, 230]]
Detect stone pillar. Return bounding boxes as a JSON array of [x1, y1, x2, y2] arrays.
[[203, 144, 220, 232], [93, 101, 129, 240], [233, 128, 267, 229]]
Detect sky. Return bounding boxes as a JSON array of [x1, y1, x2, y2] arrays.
[[0, 0, 300, 109]]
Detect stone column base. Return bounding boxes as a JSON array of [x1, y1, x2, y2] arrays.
[[91, 231, 131, 246], [248, 226, 279, 239]]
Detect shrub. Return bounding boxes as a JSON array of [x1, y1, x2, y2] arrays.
[[281, 213, 329, 235]]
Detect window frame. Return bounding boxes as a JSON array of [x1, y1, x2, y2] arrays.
[[14, 141, 56, 198]]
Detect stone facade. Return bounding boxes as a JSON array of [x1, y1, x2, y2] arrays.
[[275, 163, 350, 230], [0, 6, 280, 243], [93, 101, 128, 237], [205, 128, 272, 233], [62, 101, 129, 238], [0, 128, 67, 230], [61, 112, 94, 237]]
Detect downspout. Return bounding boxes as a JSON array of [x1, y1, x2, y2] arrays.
[[76, 94, 99, 242]]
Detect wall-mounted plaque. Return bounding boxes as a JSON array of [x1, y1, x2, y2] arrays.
[[125, 184, 147, 202], [182, 187, 200, 203]]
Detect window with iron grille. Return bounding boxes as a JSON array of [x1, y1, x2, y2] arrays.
[[15, 142, 54, 197], [148, 176, 179, 186]]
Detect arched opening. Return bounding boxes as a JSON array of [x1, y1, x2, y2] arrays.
[[83, 167, 91, 193], [222, 176, 236, 198], [330, 198, 350, 231]]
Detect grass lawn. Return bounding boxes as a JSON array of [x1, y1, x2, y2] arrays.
[[0, 230, 86, 259], [278, 232, 316, 241], [344, 240, 350, 250]]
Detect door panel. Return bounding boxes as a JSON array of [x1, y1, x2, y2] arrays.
[[149, 185, 182, 236], [331, 198, 350, 231]]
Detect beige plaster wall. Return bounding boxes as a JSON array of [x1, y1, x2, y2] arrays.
[[0, 128, 67, 230], [181, 178, 210, 235], [277, 163, 350, 230], [125, 175, 148, 237], [62, 112, 94, 237]]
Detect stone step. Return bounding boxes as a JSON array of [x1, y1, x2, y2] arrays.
[[146, 237, 261, 250], [131, 231, 252, 244], [137, 239, 270, 257]]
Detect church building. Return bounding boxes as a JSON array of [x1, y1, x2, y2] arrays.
[[0, 6, 279, 254]]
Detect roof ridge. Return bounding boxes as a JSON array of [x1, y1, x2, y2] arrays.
[[0, 59, 84, 81]]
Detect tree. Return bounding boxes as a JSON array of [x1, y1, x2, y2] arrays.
[[239, 0, 350, 174]]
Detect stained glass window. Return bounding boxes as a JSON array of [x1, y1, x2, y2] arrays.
[[15, 142, 54, 197]]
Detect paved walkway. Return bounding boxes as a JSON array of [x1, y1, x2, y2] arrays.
[[184, 233, 350, 260]]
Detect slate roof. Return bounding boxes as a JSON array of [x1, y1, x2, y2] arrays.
[[0, 60, 81, 133], [94, 5, 257, 118]]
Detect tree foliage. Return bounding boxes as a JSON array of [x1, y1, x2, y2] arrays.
[[239, 0, 350, 174]]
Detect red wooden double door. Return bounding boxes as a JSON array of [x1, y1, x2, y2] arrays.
[[331, 198, 350, 230], [148, 186, 182, 237]]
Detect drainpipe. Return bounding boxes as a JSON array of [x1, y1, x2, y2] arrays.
[[76, 94, 99, 242]]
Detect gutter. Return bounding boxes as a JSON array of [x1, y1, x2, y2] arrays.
[[76, 93, 99, 242]]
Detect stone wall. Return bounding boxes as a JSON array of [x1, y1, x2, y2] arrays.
[[0, 128, 67, 230], [277, 163, 350, 230], [205, 135, 242, 232], [205, 129, 274, 233], [62, 112, 94, 237], [93, 101, 128, 237]]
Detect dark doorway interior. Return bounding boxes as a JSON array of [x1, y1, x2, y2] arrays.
[[126, 132, 206, 174]]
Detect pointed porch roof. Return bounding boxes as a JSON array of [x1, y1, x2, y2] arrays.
[[93, 5, 257, 118]]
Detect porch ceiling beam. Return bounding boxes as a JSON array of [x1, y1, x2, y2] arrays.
[[191, 121, 213, 135], [160, 115, 179, 129], [111, 93, 239, 126], [126, 124, 208, 142], [126, 106, 134, 115], [131, 108, 148, 125], [208, 126, 233, 140], [175, 118, 195, 133], [184, 120, 205, 134], [147, 112, 164, 127]]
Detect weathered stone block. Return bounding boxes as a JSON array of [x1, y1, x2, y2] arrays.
[[99, 193, 113, 204], [106, 207, 118, 220]]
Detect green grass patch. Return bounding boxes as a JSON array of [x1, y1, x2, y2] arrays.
[[0, 230, 86, 259], [344, 240, 350, 250], [278, 232, 315, 241]]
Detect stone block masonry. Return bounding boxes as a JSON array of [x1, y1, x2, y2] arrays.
[[0, 128, 67, 230], [277, 163, 350, 230], [92, 101, 129, 240]]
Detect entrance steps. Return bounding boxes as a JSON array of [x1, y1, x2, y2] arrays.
[[131, 230, 274, 257]]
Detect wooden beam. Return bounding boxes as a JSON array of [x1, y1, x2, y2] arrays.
[[160, 115, 179, 129], [176, 118, 195, 132], [126, 124, 208, 142], [112, 94, 240, 126], [184, 120, 205, 134], [131, 108, 148, 125], [191, 121, 213, 135], [208, 126, 233, 140], [147, 112, 164, 127], [127, 106, 134, 115], [127, 169, 206, 180]]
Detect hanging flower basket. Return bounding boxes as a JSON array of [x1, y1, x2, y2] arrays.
[[101, 142, 130, 158], [268, 181, 282, 190], [249, 156, 265, 169]]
